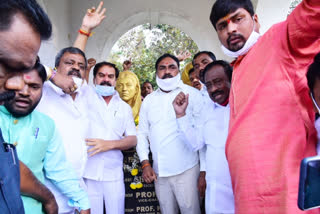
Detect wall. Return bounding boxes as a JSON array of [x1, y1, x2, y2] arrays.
[[38, 0, 294, 67]]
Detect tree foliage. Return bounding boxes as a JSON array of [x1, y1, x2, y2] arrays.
[[108, 24, 199, 87], [288, 0, 302, 14]]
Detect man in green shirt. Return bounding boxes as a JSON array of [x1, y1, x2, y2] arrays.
[[1, 60, 90, 214]]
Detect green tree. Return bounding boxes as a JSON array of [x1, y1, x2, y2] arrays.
[[288, 0, 302, 14], [108, 24, 199, 87]]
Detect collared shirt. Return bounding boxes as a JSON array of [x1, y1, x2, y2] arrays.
[[84, 91, 136, 181], [178, 102, 234, 213], [200, 85, 212, 106], [37, 81, 92, 212], [0, 106, 90, 213], [136, 80, 202, 177]]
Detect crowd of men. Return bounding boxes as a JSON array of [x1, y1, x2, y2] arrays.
[[0, 0, 319, 214]]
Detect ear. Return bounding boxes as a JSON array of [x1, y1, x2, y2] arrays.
[[253, 14, 260, 33]]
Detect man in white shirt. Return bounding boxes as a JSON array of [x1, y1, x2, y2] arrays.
[[137, 53, 202, 214], [173, 60, 235, 214], [83, 61, 137, 214], [37, 47, 93, 214], [190, 51, 216, 198]]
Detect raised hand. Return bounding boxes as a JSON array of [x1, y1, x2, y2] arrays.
[[176, 51, 192, 62], [81, 1, 106, 32], [123, 60, 132, 71], [172, 92, 189, 118]]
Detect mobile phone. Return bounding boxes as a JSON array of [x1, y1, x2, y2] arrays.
[[298, 155, 320, 210]]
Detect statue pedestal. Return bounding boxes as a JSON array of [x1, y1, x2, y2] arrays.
[[123, 149, 160, 214]]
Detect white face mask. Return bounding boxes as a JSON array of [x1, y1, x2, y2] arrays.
[[95, 85, 115, 97], [311, 92, 320, 114], [221, 18, 260, 58], [156, 73, 181, 92], [72, 77, 84, 93]]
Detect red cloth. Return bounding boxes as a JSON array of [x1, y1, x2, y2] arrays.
[[226, 1, 320, 213]]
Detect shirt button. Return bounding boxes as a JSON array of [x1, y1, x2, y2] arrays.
[[13, 120, 18, 124], [13, 142, 18, 146]]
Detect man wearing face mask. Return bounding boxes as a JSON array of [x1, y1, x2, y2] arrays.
[[210, 0, 320, 213], [136, 53, 203, 214], [82, 61, 137, 214], [36, 47, 93, 214], [35, 3, 106, 212]]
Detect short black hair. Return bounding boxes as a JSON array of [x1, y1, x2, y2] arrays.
[[142, 80, 154, 89], [192, 51, 216, 66], [201, 60, 233, 83], [210, 0, 254, 30], [93, 61, 120, 79], [155, 53, 180, 71], [33, 57, 47, 83], [55, 47, 87, 69], [307, 52, 320, 94], [0, 0, 52, 40], [188, 68, 195, 77]]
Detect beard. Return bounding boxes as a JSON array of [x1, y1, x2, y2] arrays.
[[227, 33, 246, 51], [4, 96, 41, 118], [0, 91, 15, 102]]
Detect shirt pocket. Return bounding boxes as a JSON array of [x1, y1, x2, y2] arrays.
[[112, 113, 126, 137], [204, 122, 227, 149], [147, 106, 163, 128], [18, 135, 48, 168]]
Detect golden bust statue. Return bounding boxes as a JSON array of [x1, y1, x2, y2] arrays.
[[116, 70, 142, 124]]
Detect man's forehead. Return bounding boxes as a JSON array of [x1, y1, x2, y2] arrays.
[[23, 70, 41, 83], [206, 65, 226, 78], [143, 82, 151, 87], [98, 65, 116, 75], [62, 52, 85, 63], [195, 53, 212, 62], [159, 57, 177, 65], [217, 8, 247, 24]]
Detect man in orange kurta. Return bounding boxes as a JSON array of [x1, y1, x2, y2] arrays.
[[210, 0, 320, 213]]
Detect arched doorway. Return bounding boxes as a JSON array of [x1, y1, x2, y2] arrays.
[[107, 23, 199, 85]]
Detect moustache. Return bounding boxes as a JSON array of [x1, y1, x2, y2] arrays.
[[67, 69, 81, 78], [227, 33, 245, 45], [211, 90, 224, 98], [0, 91, 15, 102], [162, 73, 174, 79], [100, 81, 112, 86]]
